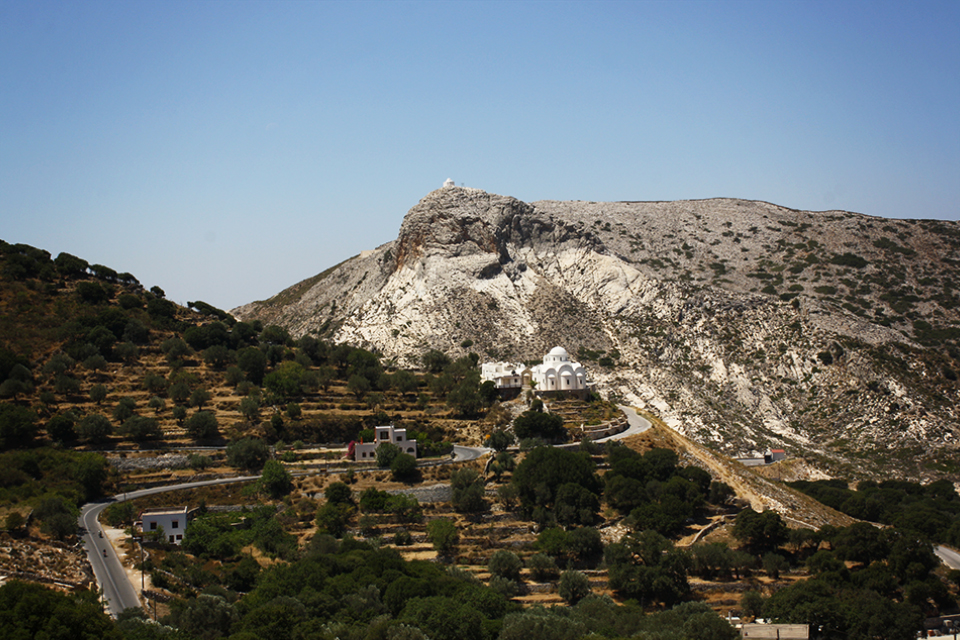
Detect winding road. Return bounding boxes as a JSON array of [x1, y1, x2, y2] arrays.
[[78, 475, 259, 616], [78, 445, 491, 616]]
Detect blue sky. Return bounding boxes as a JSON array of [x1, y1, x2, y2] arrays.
[[2, 0, 958, 310]]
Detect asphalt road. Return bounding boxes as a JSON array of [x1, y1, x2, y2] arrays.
[[77, 449, 492, 616], [591, 405, 652, 442], [936, 545, 960, 570], [78, 475, 258, 617]]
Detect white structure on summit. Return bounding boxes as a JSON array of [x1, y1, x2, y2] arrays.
[[481, 346, 590, 393], [443, 178, 455, 188], [353, 425, 417, 461]]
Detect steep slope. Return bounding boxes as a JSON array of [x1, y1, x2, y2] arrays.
[[233, 186, 960, 480]]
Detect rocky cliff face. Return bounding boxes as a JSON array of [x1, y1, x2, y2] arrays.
[[233, 186, 960, 480]]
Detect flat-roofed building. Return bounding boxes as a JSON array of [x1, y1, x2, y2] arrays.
[[140, 507, 189, 545]]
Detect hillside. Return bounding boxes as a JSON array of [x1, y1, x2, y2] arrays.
[[233, 186, 960, 481]]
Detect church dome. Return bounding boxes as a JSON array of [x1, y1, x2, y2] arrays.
[[548, 346, 569, 357]]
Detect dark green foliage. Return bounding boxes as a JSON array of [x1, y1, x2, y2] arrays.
[[790, 478, 960, 546], [512, 446, 600, 516], [451, 468, 486, 513], [358, 487, 422, 522], [0, 402, 37, 449], [259, 460, 293, 498], [488, 549, 523, 582], [427, 518, 458, 556], [733, 509, 788, 552], [35, 494, 79, 539], [46, 411, 76, 443], [120, 415, 161, 441], [375, 441, 401, 468], [605, 531, 690, 606], [226, 437, 270, 471], [236, 347, 267, 385], [184, 506, 296, 562], [112, 396, 137, 423], [513, 410, 566, 441], [559, 570, 591, 604], [488, 429, 515, 452], [184, 410, 219, 440], [390, 452, 418, 481], [78, 413, 111, 443], [0, 580, 120, 639], [421, 349, 452, 373], [830, 252, 868, 268], [527, 553, 560, 582]]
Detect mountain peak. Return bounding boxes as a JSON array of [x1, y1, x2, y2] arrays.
[[234, 193, 960, 480]]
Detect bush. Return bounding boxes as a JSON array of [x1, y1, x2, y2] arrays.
[[226, 437, 270, 471], [391, 452, 418, 482], [488, 549, 523, 582], [184, 411, 219, 440], [427, 519, 458, 557], [559, 570, 591, 605], [527, 553, 560, 582]]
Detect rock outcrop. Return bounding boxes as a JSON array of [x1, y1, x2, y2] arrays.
[[234, 186, 960, 480]]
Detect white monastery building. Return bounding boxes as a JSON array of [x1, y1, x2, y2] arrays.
[[140, 507, 188, 545], [481, 346, 590, 393], [354, 425, 417, 462]]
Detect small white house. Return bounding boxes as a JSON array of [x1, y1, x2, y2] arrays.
[[140, 507, 188, 545], [354, 425, 417, 461]]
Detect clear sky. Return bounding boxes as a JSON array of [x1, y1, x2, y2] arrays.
[[2, 0, 958, 310]]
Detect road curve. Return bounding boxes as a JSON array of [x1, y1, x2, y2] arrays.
[[936, 545, 960, 570], [78, 475, 259, 617], [78, 449, 495, 616]]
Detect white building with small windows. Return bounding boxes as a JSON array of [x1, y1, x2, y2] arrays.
[[353, 425, 417, 462], [530, 346, 588, 391], [480, 346, 591, 397], [140, 507, 188, 545]]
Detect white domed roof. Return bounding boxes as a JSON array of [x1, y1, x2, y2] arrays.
[[548, 346, 569, 357]]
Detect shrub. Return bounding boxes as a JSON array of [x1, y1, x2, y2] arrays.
[[489, 549, 523, 582], [527, 553, 560, 582], [559, 570, 591, 604]]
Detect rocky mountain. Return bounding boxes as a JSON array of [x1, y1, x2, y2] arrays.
[[233, 186, 960, 480]]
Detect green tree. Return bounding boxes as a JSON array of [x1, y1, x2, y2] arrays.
[[488, 429, 515, 452], [559, 570, 592, 605], [0, 403, 37, 449], [112, 396, 137, 423], [89, 383, 108, 405], [78, 413, 111, 443], [733, 509, 788, 553], [226, 437, 270, 471], [421, 349, 451, 373], [260, 460, 293, 498], [347, 374, 371, 399], [46, 411, 76, 444], [120, 415, 161, 441], [489, 549, 523, 582], [239, 395, 261, 423], [185, 411, 219, 440], [513, 410, 566, 441], [315, 501, 354, 537], [391, 452, 418, 482], [237, 347, 267, 385], [527, 553, 560, 582], [0, 581, 120, 640], [427, 518, 459, 557], [451, 468, 486, 513], [189, 387, 212, 410], [376, 442, 401, 468]]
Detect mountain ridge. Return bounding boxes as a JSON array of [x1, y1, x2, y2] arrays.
[[233, 187, 960, 481]]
